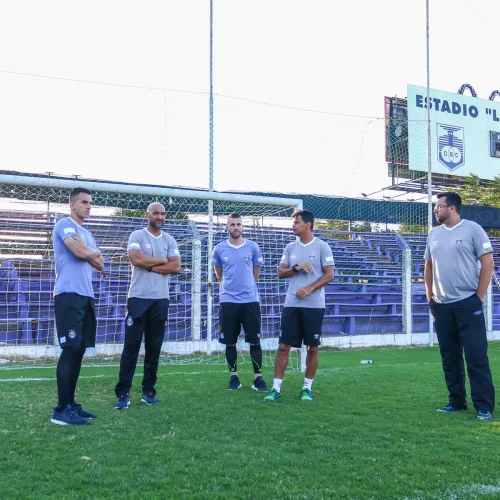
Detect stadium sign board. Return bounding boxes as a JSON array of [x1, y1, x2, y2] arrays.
[[408, 85, 500, 180]]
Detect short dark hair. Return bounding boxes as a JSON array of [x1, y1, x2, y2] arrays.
[[227, 212, 242, 220], [293, 209, 314, 229], [437, 192, 462, 214], [69, 187, 92, 202]]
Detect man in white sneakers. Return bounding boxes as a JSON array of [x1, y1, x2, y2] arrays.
[[265, 210, 334, 401]]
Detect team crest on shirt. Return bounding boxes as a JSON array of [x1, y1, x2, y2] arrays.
[[309, 253, 316, 259], [68, 329, 76, 339], [127, 317, 133, 327], [456, 239, 463, 245]]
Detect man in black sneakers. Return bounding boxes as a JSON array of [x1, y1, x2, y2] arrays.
[[425, 192, 495, 422], [212, 213, 268, 391], [115, 203, 181, 409], [51, 187, 104, 425]]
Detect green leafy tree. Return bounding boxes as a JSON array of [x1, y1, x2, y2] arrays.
[[351, 221, 372, 233], [456, 174, 500, 207], [315, 220, 350, 240], [399, 223, 427, 234], [113, 209, 188, 220]]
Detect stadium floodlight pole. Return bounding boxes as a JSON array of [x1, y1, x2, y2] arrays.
[[207, 0, 215, 356], [426, 0, 434, 347]]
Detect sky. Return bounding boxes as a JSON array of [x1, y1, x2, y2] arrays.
[[0, 0, 498, 202]]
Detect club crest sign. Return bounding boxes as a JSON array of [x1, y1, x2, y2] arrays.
[[437, 124, 465, 171]]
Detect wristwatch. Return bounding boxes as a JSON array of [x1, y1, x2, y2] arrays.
[[292, 264, 299, 273], [147, 267, 153, 272]]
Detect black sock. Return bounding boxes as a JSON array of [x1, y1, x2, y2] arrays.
[[250, 344, 263, 374], [56, 345, 85, 410], [226, 345, 237, 373], [70, 346, 86, 404]]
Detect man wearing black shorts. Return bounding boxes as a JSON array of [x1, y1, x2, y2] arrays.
[[51, 187, 104, 425], [212, 212, 267, 391], [265, 210, 334, 401], [115, 203, 181, 409]]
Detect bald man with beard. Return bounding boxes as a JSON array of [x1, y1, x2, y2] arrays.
[[115, 203, 181, 409]]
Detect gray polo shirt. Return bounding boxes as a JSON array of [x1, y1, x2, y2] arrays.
[[127, 228, 180, 299], [281, 237, 334, 308], [424, 219, 493, 304]]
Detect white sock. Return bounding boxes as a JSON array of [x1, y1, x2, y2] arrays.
[[303, 377, 314, 390], [272, 378, 283, 392]]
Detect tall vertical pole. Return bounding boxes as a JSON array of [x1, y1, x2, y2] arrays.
[[206, 0, 214, 355], [426, 0, 434, 347]]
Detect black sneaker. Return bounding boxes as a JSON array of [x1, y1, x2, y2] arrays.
[[50, 404, 90, 426], [141, 392, 160, 405], [251, 376, 268, 392], [227, 376, 242, 390], [72, 403, 96, 420], [115, 393, 130, 410]]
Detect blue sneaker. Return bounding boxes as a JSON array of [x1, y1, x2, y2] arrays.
[[477, 411, 493, 421], [141, 392, 160, 405], [51, 404, 89, 426], [227, 376, 242, 390], [251, 376, 268, 392], [72, 403, 96, 420], [437, 404, 467, 413], [115, 393, 130, 410]]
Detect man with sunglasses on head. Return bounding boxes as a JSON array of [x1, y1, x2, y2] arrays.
[[115, 203, 181, 409], [425, 192, 495, 421]]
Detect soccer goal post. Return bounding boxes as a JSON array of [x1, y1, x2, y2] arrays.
[[0, 173, 304, 370]]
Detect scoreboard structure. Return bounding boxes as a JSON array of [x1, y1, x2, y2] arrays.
[[408, 85, 500, 180], [385, 85, 500, 193]]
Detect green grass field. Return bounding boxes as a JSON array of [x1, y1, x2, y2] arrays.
[[1, 345, 500, 500]]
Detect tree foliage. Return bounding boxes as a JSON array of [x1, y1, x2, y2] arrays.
[[456, 174, 500, 207], [112, 209, 188, 220]]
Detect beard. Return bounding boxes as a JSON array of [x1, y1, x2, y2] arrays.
[[149, 220, 163, 229]]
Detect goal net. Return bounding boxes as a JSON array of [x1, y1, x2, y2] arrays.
[[0, 173, 303, 370]]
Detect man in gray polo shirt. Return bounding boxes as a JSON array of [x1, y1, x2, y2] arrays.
[[425, 192, 495, 421], [265, 209, 334, 402], [115, 203, 181, 409]]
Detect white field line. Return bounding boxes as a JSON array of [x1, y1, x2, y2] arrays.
[[405, 483, 500, 500], [0, 370, 225, 383], [3, 357, 496, 383], [2, 356, 500, 383]]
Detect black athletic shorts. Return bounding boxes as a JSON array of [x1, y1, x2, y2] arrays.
[[279, 307, 325, 348], [218, 302, 261, 345], [54, 292, 96, 349]]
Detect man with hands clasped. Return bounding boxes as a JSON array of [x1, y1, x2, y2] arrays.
[[265, 210, 334, 402]]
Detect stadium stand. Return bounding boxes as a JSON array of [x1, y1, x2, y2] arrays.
[[1, 211, 497, 349]]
